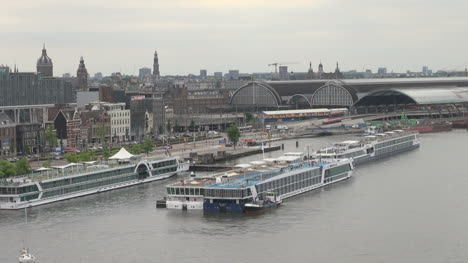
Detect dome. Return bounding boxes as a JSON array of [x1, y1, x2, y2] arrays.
[[37, 45, 53, 66]]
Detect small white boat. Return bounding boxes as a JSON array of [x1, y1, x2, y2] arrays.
[[19, 248, 36, 263], [18, 208, 36, 263]]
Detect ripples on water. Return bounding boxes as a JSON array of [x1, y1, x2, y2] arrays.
[[1, 130, 468, 263]]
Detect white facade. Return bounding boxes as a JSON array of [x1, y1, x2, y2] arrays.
[[102, 103, 131, 141]]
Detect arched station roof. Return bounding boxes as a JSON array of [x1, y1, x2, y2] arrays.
[[353, 88, 468, 107], [230, 80, 358, 108], [230, 78, 468, 109]]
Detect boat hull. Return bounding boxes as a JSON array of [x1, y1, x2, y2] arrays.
[[353, 142, 420, 166], [244, 203, 281, 215], [403, 123, 452, 133]]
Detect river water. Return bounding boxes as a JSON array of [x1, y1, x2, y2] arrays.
[[1, 130, 468, 263]]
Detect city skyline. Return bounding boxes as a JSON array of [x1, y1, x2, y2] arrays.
[[2, 0, 468, 76]]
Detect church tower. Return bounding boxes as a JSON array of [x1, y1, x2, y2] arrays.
[[37, 44, 53, 77], [77, 57, 88, 91], [317, 61, 324, 79], [334, 61, 342, 79], [153, 51, 160, 79], [306, 62, 314, 79]]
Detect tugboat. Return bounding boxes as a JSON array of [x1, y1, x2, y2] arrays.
[[244, 192, 282, 215]]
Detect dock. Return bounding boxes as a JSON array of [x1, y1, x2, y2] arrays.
[[181, 145, 281, 165]]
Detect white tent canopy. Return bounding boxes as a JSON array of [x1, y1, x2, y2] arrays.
[[109, 148, 135, 160]]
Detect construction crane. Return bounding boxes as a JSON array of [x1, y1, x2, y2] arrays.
[[268, 62, 299, 80]]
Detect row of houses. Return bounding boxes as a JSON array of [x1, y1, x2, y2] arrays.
[[0, 102, 137, 158]]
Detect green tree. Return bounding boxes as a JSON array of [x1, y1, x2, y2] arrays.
[[78, 150, 96, 162], [103, 149, 111, 160], [129, 145, 142, 155], [97, 126, 107, 148], [0, 160, 17, 177], [245, 112, 254, 124], [15, 157, 32, 175], [45, 125, 58, 152], [226, 125, 240, 149], [141, 138, 154, 155], [64, 152, 79, 163]]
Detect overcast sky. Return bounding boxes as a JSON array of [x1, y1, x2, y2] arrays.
[[2, 0, 468, 76]]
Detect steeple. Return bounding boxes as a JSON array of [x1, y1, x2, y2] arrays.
[[334, 61, 342, 79], [77, 56, 88, 91], [153, 50, 160, 79], [37, 44, 53, 77], [306, 61, 314, 79], [318, 60, 323, 73]]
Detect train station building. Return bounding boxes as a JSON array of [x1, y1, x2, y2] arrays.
[[229, 78, 468, 112]]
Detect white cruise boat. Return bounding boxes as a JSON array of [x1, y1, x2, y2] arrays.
[[165, 152, 354, 212], [314, 130, 419, 165], [0, 154, 188, 210]]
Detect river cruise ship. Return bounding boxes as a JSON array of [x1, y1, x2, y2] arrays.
[[0, 156, 189, 210], [165, 153, 353, 212], [314, 130, 419, 165]]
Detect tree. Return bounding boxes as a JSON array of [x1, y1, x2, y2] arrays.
[[245, 112, 254, 124], [0, 160, 17, 178], [128, 145, 142, 155], [97, 126, 107, 148], [189, 120, 196, 132], [15, 157, 31, 175], [226, 125, 240, 149], [45, 125, 58, 152], [174, 120, 181, 133], [142, 138, 154, 155], [64, 152, 79, 163], [78, 150, 96, 162], [103, 149, 112, 160], [166, 120, 172, 135]]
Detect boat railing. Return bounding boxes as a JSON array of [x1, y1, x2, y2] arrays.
[[0, 161, 139, 185], [206, 161, 328, 189]]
